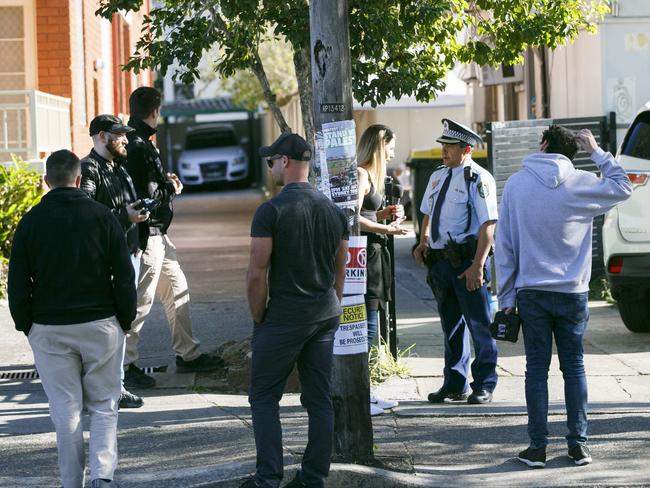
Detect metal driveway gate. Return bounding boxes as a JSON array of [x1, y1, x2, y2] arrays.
[[487, 113, 617, 278]]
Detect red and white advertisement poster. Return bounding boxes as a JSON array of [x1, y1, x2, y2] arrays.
[[343, 235, 367, 295]]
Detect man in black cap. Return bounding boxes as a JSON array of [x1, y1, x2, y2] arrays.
[[81, 114, 149, 409], [241, 133, 349, 488], [413, 119, 499, 405]]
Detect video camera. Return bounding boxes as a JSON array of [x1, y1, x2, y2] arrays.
[[133, 198, 161, 214]]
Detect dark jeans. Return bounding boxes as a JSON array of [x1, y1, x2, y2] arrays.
[[427, 257, 498, 393], [249, 317, 339, 488], [517, 289, 589, 449], [366, 308, 378, 346]]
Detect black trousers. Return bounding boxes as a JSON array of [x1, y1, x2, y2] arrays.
[[249, 316, 339, 488]]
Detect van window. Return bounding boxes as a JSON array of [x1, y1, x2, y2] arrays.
[[186, 130, 238, 150], [621, 112, 650, 160]]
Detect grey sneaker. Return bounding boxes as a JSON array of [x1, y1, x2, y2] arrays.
[[568, 444, 592, 465]]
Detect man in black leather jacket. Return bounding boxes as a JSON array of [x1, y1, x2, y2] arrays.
[[81, 114, 149, 409], [122, 87, 222, 389]]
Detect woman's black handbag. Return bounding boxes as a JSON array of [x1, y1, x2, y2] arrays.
[[489, 310, 521, 343]]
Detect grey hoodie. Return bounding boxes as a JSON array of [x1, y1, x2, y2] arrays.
[[496, 147, 632, 308]]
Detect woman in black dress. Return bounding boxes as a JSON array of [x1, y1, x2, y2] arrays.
[[357, 124, 408, 416]]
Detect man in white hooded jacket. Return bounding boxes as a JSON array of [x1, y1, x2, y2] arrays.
[[495, 126, 632, 468]]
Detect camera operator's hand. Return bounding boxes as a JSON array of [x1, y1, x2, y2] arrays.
[[126, 201, 149, 223], [413, 242, 428, 265], [458, 261, 484, 291], [575, 128, 598, 155], [168, 172, 183, 195]]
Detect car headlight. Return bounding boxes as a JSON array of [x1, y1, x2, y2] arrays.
[[180, 162, 195, 170], [233, 157, 247, 166]]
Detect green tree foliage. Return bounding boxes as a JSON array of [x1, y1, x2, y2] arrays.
[[0, 156, 44, 297], [96, 0, 608, 136]]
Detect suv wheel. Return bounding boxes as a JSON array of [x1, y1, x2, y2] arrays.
[[616, 286, 650, 333]]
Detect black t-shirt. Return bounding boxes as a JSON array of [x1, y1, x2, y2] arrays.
[[251, 182, 350, 325]]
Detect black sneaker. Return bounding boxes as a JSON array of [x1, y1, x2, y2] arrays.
[[283, 472, 307, 487], [124, 364, 156, 389], [568, 444, 592, 465], [517, 446, 546, 468], [176, 354, 224, 373], [118, 390, 143, 409]]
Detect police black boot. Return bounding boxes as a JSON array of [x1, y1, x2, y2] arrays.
[[427, 387, 469, 403], [467, 389, 493, 404]]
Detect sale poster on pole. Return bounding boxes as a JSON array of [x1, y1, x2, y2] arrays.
[[343, 235, 367, 295], [333, 295, 368, 356]]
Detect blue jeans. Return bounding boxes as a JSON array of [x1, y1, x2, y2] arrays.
[[249, 317, 339, 488], [366, 308, 378, 346], [517, 290, 589, 449]]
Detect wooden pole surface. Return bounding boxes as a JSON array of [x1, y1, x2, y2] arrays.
[[309, 0, 374, 462]]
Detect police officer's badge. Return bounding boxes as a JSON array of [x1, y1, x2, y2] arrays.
[[477, 181, 489, 198]]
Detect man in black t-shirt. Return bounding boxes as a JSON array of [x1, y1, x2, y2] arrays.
[[242, 133, 349, 488]]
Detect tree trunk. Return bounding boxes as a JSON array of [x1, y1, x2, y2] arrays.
[[309, 0, 374, 463], [293, 45, 315, 146], [211, 9, 291, 133]]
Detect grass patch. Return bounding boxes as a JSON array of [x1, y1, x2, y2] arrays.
[[369, 341, 415, 385], [589, 277, 616, 304]]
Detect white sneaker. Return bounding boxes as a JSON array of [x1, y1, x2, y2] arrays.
[[370, 393, 398, 410], [370, 403, 384, 416]]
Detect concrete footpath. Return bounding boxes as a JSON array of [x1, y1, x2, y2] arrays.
[[2, 192, 650, 487]]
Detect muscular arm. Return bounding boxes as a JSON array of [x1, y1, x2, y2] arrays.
[[246, 237, 272, 324], [334, 239, 349, 301]]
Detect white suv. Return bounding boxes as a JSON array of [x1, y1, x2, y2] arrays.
[[602, 103, 650, 332], [177, 124, 249, 187]]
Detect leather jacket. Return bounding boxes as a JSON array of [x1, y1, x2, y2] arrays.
[[80, 149, 144, 253]]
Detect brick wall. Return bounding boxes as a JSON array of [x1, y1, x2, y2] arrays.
[[35, 0, 152, 157]]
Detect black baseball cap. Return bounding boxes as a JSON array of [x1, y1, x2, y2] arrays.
[[258, 132, 312, 161], [89, 114, 134, 136]]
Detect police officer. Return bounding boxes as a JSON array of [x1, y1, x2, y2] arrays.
[[413, 119, 499, 405]]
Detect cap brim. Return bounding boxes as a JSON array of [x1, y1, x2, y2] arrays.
[[111, 125, 134, 134], [436, 136, 463, 145]]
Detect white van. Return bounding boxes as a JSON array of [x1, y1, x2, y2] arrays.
[[177, 124, 249, 187], [602, 103, 650, 332]]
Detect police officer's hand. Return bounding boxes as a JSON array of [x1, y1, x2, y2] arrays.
[[575, 129, 598, 155], [126, 201, 149, 223], [458, 262, 484, 291], [502, 307, 516, 315], [413, 242, 428, 265]]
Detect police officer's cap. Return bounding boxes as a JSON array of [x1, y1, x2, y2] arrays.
[[259, 132, 312, 161], [436, 119, 482, 147], [89, 114, 134, 136]]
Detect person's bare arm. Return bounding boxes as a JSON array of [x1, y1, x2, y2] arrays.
[[246, 237, 272, 323], [413, 214, 430, 265], [357, 167, 407, 235], [334, 239, 349, 301], [458, 220, 496, 291]]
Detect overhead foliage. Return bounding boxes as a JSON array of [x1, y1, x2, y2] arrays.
[[96, 0, 608, 135]]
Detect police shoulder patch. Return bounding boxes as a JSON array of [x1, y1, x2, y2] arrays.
[[477, 181, 489, 198]]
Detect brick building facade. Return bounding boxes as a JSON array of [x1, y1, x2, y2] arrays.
[[0, 0, 152, 160]]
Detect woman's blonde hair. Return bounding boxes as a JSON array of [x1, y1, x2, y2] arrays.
[[357, 124, 394, 196]]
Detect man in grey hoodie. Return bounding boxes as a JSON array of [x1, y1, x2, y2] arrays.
[[496, 126, 632, 468]]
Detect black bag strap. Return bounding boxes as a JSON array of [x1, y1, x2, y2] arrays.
[[463, 166, 478, 233]]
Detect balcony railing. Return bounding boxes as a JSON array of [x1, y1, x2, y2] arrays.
[[0, 90, 71, 163]]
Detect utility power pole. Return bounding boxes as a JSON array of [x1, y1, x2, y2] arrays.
[[309, 0, 374, 462]]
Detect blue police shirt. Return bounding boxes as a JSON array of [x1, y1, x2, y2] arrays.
[[420, 158, 498, 249]]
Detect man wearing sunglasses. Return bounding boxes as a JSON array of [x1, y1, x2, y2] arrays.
[[81, 114, 149, 410], [242, 133, 349, 488]]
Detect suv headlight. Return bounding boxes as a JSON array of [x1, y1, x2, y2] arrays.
[[233, 156, 246, 166], [180, 162, 196, 170]]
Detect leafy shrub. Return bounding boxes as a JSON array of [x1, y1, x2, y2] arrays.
[[0, 155, 44, 297], [368, 340, 415, 385]]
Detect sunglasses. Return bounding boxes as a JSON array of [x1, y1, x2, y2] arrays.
[[266, 155, 284, 168]]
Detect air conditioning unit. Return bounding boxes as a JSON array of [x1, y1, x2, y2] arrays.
[[479, 64, 524, 86]]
